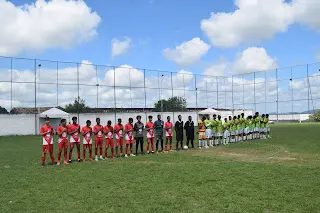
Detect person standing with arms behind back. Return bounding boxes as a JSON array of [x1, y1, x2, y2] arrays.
[[134, 115, 144, 155], [154, 114, 164, 154], [175, 115, 184, 151], [184, 116, 195, 148]]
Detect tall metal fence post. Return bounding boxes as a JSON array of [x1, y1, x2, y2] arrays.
[[10, 57, 13, 111], [34, 59, 37, 135], [195, 75, 198, 121], [254, 72, 256, 112], [216, 76, 219, 108], [77, 63, 80, 123], [144, 69, 147, 122], [232, 75, 234, 115], [276, 69, 279, 122], [56, 62, 59, 107], [113, 66, 117, 123], [265, 71, 267, 113]]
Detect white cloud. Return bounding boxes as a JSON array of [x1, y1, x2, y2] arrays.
[[163, 37, 210, 67], [232, 47, 277, 74], [203, 58, 228, 76], [201, 0, 294, 48], [0, 0, 101, 56], [293, 0, 320, 30], [111, 37, 132, 59], [201, 0, 320, 48]]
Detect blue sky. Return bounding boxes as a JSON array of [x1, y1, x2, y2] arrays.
[[5, 0, 320, 73], [1, 0, 320, 112]]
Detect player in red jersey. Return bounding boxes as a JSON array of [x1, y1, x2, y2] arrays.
[[56, 119, 69, 165], [68, 117, 81, 163], [114, 118, 124, 158], [104, 120, 115, 159], [145, 115, 155, 154], [81, 120, 93, 162], [124, 118, 136, 158], [39, 117, 55, 166], [93, 117, 104, 161], [164, 116, 173, 152]]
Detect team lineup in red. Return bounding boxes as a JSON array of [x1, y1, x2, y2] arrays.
[[39, 114, 188, 167]]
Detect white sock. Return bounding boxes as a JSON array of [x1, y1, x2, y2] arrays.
[[209, 140, 213, 146], [199, 140, 202, 147]]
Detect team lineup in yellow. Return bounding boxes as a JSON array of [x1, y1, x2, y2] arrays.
[[197, 112, 271, 148]]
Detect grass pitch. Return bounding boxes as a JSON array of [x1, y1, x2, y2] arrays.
[[1, 124, 320, 213]]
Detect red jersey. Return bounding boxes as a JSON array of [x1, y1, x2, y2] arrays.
[[124, 123, 134, 141], [114, 124, 124, 139], [165, 121, 173, 137], [40, 125, 54, 145], [81, 126, 92, 144], [57, 125, 68, 143], [94, 125, 103, 138], [104, 125, 114, 139], [145, 121, 155, 138], [68, 123, 80, 142]]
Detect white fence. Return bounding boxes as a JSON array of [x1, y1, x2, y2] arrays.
[[0, 110, 255, 136]]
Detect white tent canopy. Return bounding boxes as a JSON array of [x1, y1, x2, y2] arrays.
[[199, 108, 220, 115], [39, 108, 69, 118]]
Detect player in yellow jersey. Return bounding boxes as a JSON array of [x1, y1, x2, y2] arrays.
[[198, 116, 206, 149]]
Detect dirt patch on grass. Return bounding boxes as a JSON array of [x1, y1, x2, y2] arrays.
[[268, 157, 297, 161]]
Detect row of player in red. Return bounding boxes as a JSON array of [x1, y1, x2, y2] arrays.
[[40, 116, 174, 166]]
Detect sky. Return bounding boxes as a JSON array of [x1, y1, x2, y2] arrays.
[[0, 0, 320, 113]]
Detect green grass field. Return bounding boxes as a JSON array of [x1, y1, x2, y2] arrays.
[[1, 124, 320, 213]]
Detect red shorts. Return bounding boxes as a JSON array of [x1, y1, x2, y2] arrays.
[[95, 137, 103, 147], [70, 142, 80, 149], [106, 138, 114, 148], [166, 136, 173, 139], [42, 144, 53, 153], [126, 140, 134, 145], [83, 144, 92, 150], [58, 141, 68, 149], [116, 138, 123, 147], [147, 137, 154, 143]]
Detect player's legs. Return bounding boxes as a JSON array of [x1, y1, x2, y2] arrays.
[[130, 142, 135, 156], [69, 142, 74, 163], [83, 144, 87, 162], [165, 137, 169, 151], [76, 142, 81, 162], [160, 138, 164, 152], [135, 138, 139, 155], [151, 138, 155, 153], [63, 142, 68, 164], [169, 137, 173, 151], [57, 143, 63, 165], [156, 137, 160, 152], [88, 144, 93, 160], [125, 142, 129, 157], [95, 139, 99, 161], [146, 138, 151, 154]]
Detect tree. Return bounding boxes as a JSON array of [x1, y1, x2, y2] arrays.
[[64, 98, 90, 113], [309, 110, 320, 122], [154, 96, 187, 112], [0, 106, 8, 114]]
